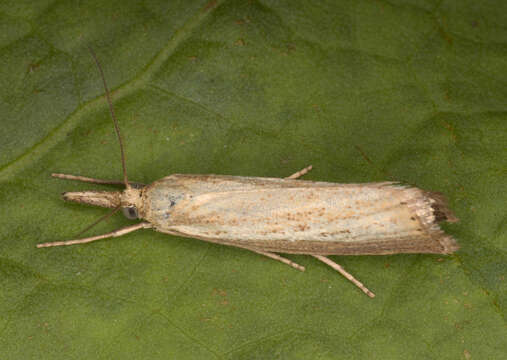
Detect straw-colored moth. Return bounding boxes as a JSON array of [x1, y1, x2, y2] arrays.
[[37, 49, 459, 298]]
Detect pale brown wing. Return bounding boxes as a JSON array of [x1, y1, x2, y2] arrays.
[[143, 175, 458, 255]]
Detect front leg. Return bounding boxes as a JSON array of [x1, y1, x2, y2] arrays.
[[37, 222, 152, 248], [52, 173, 145, 188]]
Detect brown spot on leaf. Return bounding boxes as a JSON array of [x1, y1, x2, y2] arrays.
[[203, 0, 217, 11]]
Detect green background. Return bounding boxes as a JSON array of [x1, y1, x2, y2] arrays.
[[0, 0, 505, 358]]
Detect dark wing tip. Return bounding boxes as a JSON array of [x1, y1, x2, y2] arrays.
[[424, 191, 459, 254], [426, 191, 459, 223]]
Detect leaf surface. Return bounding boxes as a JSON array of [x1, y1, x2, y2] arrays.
[[1, 0, 505, 358]]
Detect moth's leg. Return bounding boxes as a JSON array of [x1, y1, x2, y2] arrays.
[[312, 255, 375, 298], [242, 247, 306, 272], [286, 165, 313, 179], [52, 173, 145, 187], [52, 173, 124, 185], [37, 222, 152, 248]]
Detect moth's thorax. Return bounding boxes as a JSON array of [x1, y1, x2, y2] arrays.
[[121, 187, 146, 217], [142, 175, 190, 224]]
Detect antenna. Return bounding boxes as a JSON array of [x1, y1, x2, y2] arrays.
[[88, 47, 130, 189], [73, 205, 121, 238]]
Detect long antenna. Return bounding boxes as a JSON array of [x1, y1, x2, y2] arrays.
[[74, 205, 122, 238], [88, 46, 130, 189]]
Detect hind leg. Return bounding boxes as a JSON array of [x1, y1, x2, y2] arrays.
[[286, 165, 313, 179], [312, 255, 375, 298]]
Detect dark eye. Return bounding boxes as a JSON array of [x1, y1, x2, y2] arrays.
[[122, 206, 138, 219]]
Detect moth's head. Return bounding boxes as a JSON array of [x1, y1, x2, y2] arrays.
[[120, 185, 145, 219]]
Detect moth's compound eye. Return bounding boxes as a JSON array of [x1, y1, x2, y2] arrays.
[[122, 206, 138, 219]]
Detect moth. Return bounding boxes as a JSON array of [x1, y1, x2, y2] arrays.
[[38, 49, 460, 298]]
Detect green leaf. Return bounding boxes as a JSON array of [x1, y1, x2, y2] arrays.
[[1, 0, 505, 358]]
